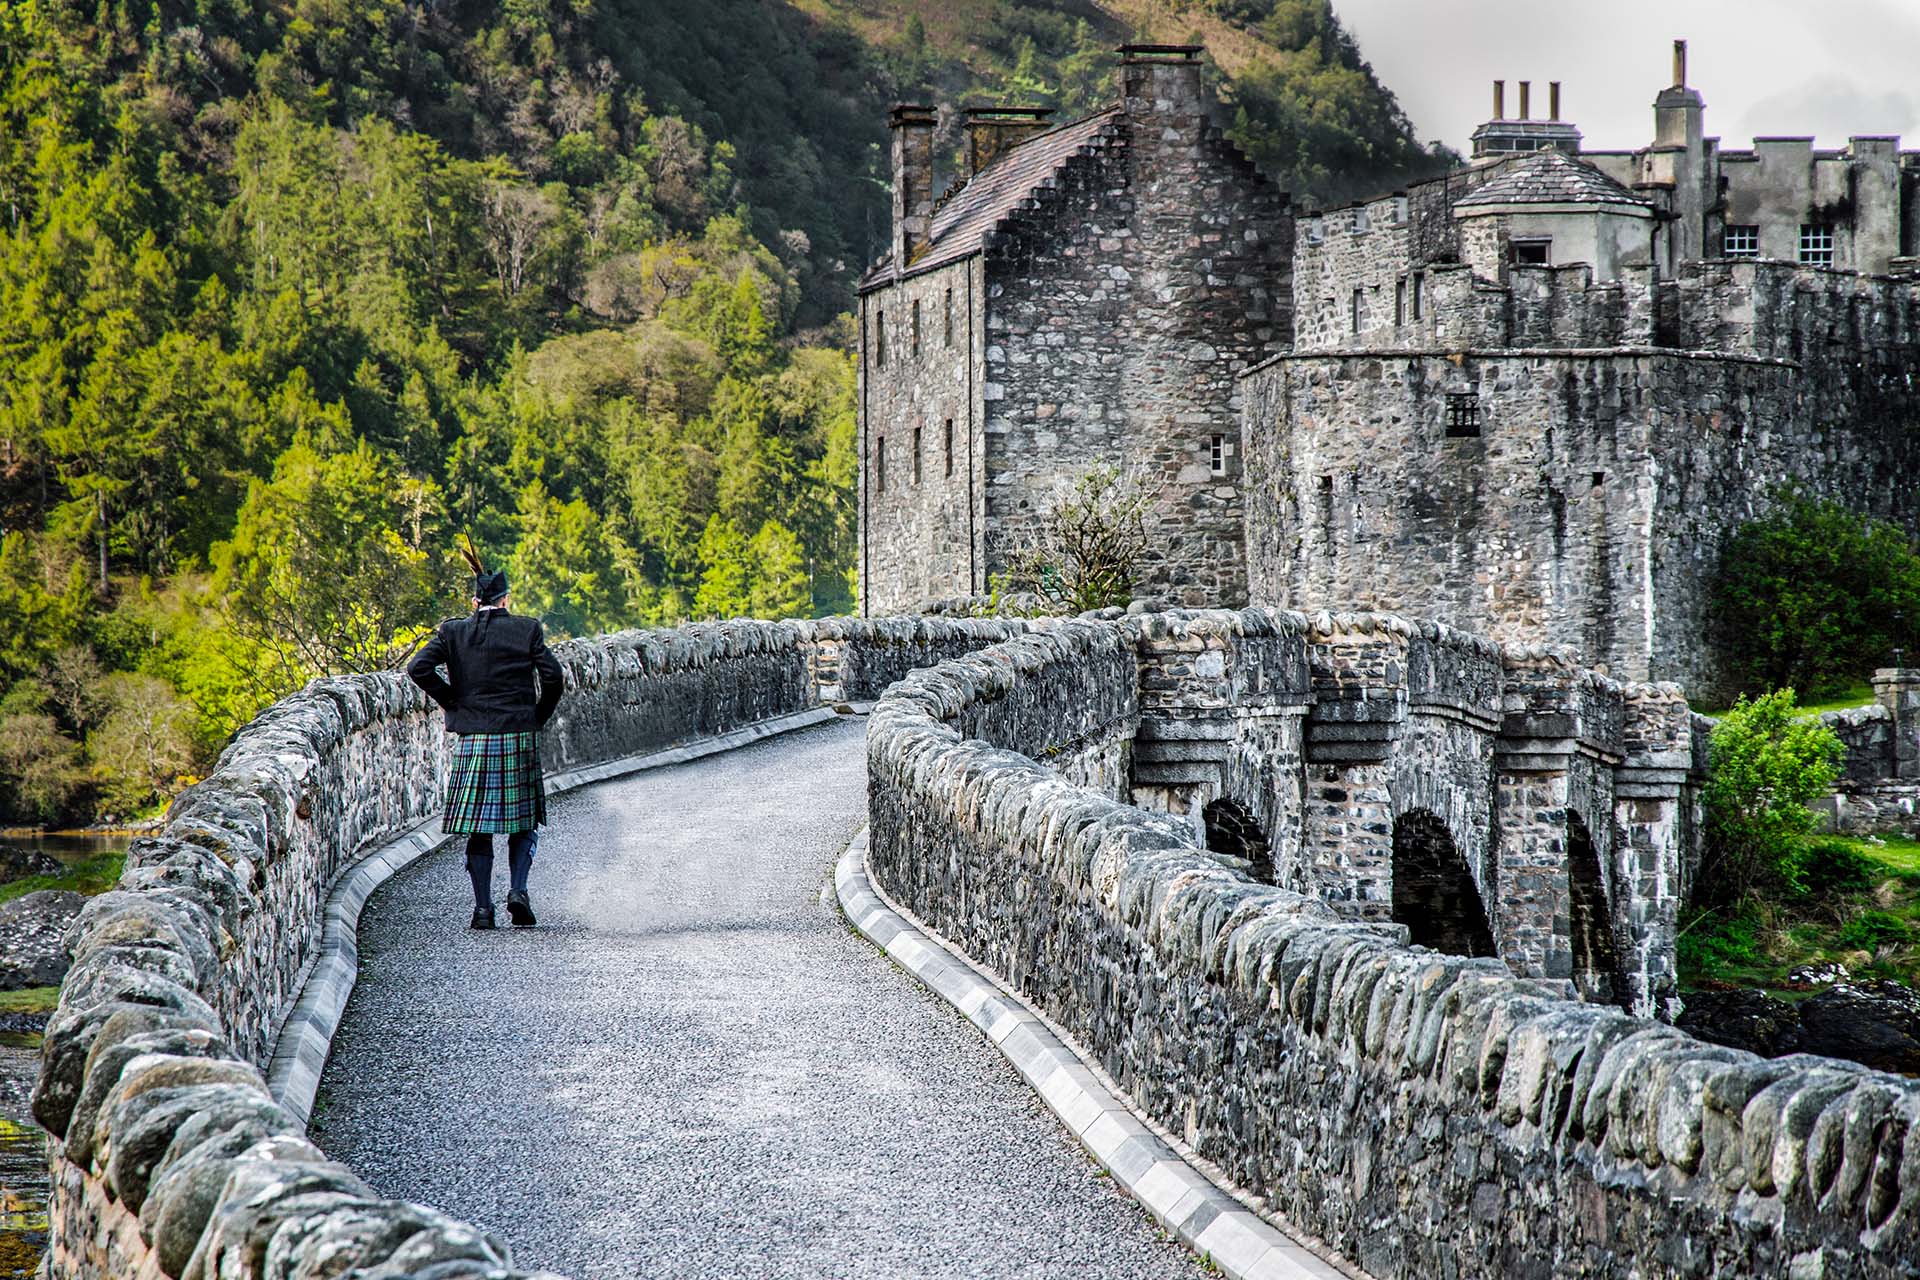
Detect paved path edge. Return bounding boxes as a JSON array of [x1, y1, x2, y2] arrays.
[[266, 705, 842, 1128], [834, 828, 1361, 1280]]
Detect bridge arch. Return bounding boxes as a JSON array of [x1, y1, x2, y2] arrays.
[[1202, 797, 1274, 883], [1566, 810, 1623, 1005], [1392, 809, 1498, 957]]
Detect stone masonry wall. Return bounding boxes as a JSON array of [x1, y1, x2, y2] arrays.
[[859, 258, 985, 614], [979, 63, 1293, 608], [867, 617, 1920, 1279], [1242, 337, 1920, 699], [33, 615, 1021, 1280]]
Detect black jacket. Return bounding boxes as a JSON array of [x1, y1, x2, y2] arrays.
[[408, 609, 564, 735]]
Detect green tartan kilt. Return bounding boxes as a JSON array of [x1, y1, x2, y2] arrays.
[[443, 731, 546, 834]]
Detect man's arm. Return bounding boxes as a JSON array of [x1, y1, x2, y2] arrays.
[[407, 625, 456, 709], [531, 621, 564, 727]]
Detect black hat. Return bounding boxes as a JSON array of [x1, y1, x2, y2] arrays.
[[473, 569, 509, 603]]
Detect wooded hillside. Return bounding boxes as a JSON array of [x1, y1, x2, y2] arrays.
[[0, 0, 1446, 825]]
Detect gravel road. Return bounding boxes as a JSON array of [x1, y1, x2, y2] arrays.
[[313, 716, 1206, 1279]]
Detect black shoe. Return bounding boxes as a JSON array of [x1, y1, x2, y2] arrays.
[[470, 906, 496, 930], [506, 889, 536, 928]]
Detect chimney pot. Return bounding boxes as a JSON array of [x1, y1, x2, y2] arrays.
[[1493, 80, 1505, 119], [1518, 81, 1531, 121], [1550, 81, 1561, 122]]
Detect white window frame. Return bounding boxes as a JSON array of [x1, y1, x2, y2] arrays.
[[1722, 225, 1759, 258], [1798, 223, 1834, 267]]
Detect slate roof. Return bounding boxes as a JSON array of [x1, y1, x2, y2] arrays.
[[1452, 151, 1651, 210], [862, 108, 1122, 289]]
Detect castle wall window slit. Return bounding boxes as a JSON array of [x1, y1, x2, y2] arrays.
[[1446, 393, 1482, 438], [913, 426, 922, 484], [911, 299, 921, 355], [1411, 271, 1425, 320], [876, 436, 886, 492], [944, 419, 954, 477], [943, 288, 953, 346], [875, 311, 886, 368]]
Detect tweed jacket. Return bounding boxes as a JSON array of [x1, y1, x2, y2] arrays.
[[408, 609, 563, 735]]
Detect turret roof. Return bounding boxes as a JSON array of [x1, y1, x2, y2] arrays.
[[1452, 150, 1651, 209]]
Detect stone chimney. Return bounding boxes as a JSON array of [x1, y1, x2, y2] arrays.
[[1119, 44, 1206, 140], [1653, 40, 1704, 149], [964, 106, 1054, 175], [889, 104, 937, 268]]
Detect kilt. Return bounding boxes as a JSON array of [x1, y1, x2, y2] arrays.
[[443, 732, 546, 834]]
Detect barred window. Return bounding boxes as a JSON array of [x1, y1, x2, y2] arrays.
[[1722, 225, 1759, 258], [1798, 223, 1834, 267], [1445, 393, 1482, 438]]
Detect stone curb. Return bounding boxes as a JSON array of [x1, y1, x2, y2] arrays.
[[267, 705, 841, 1128], [833, 829, 1355, 1280]]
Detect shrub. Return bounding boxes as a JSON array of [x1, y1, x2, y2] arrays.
[[1790, 837, 1880, 900], [1836, 909, 1913, 951], [1700, 690, 1845, 906], [1000, 465, 1153, 615], [1711, 491, 1920, 700]]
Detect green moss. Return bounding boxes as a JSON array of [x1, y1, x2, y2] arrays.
[[0, 851, 124, 905]]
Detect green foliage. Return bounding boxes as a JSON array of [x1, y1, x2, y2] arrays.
[[0, 852, 126, 907], [1836, 910, 1913, 952], [1003, 466, 1154, 615], [1700, 690, 1845, 905], [1790, 837, 1880, 900], [1712, 492, 1920, 701]]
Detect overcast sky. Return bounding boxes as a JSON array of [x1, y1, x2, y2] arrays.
[[1332, 0, 1920, 154]]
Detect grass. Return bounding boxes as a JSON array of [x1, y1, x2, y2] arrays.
[[1680, 834, 1920, 995], [0, 987, 58, 1016], [1695, 680, 1877, 719], [0, 851, 125, 906]]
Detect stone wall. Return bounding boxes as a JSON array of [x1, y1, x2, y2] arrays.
[[1817, 670, 1920, 835], [1242, 329, 1920, 698], [32, 615, 1021, 1280], [866, 615, 1920, 1279], [859, 258, 985, 613]]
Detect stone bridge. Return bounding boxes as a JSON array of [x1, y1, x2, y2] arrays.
[[28, 608, 1920, 1279]]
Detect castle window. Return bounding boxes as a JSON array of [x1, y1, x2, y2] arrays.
[[944, 288, 954, 346], [1395, 278, 1407, 326], [1510, 238, 1551, 267], [1209, 434, 1227, 475], [1308, 215, 1325, 244], [1351, 207, 1371, 234], [1351, 287, 1366, 334], [1592, 471, 1606, 489], [1411, 272, 1425, 321], [874, 310, 886, 368], [1393, 196, 1409, 225], [912, 426, 922, 483], [875, 436, 886, 492], [1445, 393, 1482, 438], [944, 419, 954, 477], [1798, 223, 1834, 266], [1723, 225, 1759, 258], [911, 299, 921, 355]]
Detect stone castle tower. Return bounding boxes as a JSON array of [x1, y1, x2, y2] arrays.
[[855, 46, 1293, 614]]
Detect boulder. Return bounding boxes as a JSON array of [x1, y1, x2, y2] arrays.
[[0, 844, 63, 885], [1797, 980, 1920, 1074], [0, 889, 84, 988], [1676, 988, 1803, 1058]]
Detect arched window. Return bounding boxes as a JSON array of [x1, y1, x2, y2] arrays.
[[1391, 810, 1496, 957]]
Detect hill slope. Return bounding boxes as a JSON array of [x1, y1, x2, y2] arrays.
[[0, 0, 1445, 826]]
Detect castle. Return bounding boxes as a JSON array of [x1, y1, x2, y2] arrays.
[[858, 42, 1920, 699]]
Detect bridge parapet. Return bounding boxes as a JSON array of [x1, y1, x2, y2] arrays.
[[33, 614, 1028, 1280], [866, 611, 1920, 1277]]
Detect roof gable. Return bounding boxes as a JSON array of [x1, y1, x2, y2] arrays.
[[1452, 151, 1650, 210]]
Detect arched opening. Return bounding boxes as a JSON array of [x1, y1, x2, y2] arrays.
[[1203, 798, 1273, 884], [1567, 812, 1623, 1005], [1391, 810, 1496, 957]]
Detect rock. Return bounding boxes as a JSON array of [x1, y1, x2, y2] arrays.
[[1797, 981, 1920, 1074], [0, 844, 63, 885], [1676, 988, 1804, 1058], [0, 889, 84, 988], [1787, 961, 1849, 988]]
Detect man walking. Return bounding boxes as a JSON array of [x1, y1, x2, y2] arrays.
[[409, 562, 564, 929]]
